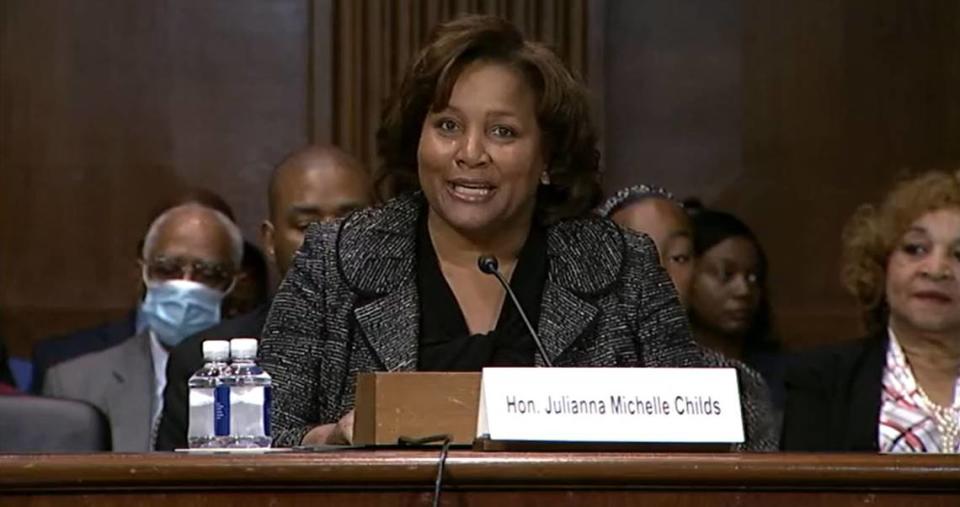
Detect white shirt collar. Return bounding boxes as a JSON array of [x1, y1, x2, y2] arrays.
[[147, 331, 171, 421]]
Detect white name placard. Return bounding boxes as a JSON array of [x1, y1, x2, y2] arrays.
[[476, 367, 744, 443]]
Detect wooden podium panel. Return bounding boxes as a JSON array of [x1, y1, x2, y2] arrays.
[[1, 452, 958, 506], [354, 372, 482, 445]]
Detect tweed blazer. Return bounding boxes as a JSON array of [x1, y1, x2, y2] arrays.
[[260, 193, 776, 449]]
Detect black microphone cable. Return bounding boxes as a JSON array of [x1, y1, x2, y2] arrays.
[[477, 255, 553, 367], [398, 434, 452, 507]]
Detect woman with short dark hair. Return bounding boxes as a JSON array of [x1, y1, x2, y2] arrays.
[[375, 15, 602, 222], [260, 15, 774, 450]]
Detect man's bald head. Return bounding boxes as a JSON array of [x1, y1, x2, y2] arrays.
[[263, 145, 372, 277], [142, 203, 243, 291], [267, 145, 369, 219]]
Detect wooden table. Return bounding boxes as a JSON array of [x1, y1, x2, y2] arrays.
[[1, 451, 958, 506]]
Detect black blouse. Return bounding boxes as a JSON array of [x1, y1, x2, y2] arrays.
[[416, 213, 548, 371]]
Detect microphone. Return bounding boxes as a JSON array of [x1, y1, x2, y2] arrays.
[[477, 255, 553, 367]]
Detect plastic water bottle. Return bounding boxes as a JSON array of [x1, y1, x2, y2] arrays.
[[187, 340, 231, 448], [225, 338, 272, 448]]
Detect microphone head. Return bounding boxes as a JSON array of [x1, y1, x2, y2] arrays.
[[477, 255, 499, 274]]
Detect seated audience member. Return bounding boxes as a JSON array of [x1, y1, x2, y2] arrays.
[[686, 206, 784, 410], [43, 203, 242, 451], [783, 170, 960, 452], [155, 145, 372, 450], [259, 15, 776, 450], [601, 189, 778, 444], [222, 241, 270, 320], [29, 189, 236, 394], [598, 185, 695, 306]]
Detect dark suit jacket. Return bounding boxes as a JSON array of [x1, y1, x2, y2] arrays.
[[780, 332, 887, 451], [154, 304, 269, 450], [31, 311, 138, 394], [261, 193, 776, 449]]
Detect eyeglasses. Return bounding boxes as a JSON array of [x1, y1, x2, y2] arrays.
[[143, 256, 236, 291]]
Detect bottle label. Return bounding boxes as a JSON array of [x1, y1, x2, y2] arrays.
[[214, 384, 231, 436], [230, 385, 268, 437], [188, 387, 214, 439]]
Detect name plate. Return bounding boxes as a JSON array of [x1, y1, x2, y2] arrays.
[[476, 368, 744, 443]]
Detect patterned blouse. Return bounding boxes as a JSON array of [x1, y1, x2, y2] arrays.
[[878, 329, 960, 453]]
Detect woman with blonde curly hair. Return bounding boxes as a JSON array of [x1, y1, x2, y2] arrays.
[[782, 170, 960, 452]]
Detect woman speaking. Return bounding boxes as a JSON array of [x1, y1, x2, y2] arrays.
[[260, 15, 773, 449]]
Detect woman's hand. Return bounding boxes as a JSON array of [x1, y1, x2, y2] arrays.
[[301, 409, 355, 445], [331, 409, 355, 444]]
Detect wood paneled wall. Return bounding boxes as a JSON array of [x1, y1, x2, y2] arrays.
[[2, 0, 958, 357], [738, 0, 960, 347], [600, 0, 960, 348], [0, 0, 586, 357], [0, 0, 317, 355]]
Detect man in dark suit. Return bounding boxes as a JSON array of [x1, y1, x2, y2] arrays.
[[154, 145, 371, 450]]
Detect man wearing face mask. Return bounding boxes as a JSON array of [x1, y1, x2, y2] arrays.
[[43, 203, 243, 452], [29, 189, 236, 395], [153, 145, 371, 450]]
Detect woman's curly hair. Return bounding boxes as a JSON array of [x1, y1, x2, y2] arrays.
[[842, 169, 960, 332], [375, 15, 602, 224]]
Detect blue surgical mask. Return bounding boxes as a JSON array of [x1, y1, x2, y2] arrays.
[[141, 278, 226, 347]]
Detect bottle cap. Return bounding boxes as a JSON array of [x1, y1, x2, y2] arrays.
[[202, 340, 230, 361], [230, 338, 258, 359]]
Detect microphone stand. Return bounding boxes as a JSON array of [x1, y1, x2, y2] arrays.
[[477, 255, 554, 368]]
